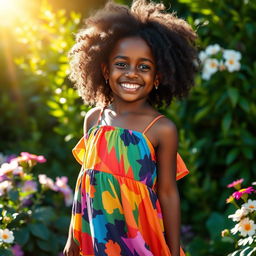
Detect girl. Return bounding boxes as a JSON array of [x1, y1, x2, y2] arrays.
[[64, 0, 198, 255]]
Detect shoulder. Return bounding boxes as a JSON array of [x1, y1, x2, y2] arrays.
[[155, 115, 178, 147], [83, 106, 102, 133]]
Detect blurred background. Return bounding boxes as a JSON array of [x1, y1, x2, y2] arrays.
[[0, 0, 255, 255]]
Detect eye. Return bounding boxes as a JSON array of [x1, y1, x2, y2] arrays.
[[138, 64, 151, 71], [114, 62, 128, 69]]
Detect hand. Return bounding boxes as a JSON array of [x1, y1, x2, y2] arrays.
[[63, 235, 80, 256]]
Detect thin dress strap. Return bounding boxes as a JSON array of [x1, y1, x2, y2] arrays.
[[142, 115, 165, 135], [96, 106, 106, 125]]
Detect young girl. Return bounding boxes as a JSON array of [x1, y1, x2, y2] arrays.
[[64, 0, 198, 255]]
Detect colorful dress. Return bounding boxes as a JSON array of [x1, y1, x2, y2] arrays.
[[71, 108, 189, 256]]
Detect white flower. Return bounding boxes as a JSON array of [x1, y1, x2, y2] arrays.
[[231, 223, 240, 235], [238, 236, 254, 246], [224, 58, 241, 72], [59, 97, 66, 104], [0, 228, 14, 243], [0, 180, 13, 196], [223, 49, 241, 72], [55, 88, 62, 94], [199, 51, 208, 63], [252, 181, 256, 186], [238, 218, 256, 237], [205, 44, 221, 55], [202, 58, 219, 79], [228, 207, 248, 222], [223, 49, 241, 61], [202, 70, 212, 80], [204, 58, 219, 73], [0, 161, 18, 176], [242, 199, 256, 212]]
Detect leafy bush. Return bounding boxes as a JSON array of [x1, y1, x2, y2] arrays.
[[0, 152, 72, 256], [161, 0, 256, 255]]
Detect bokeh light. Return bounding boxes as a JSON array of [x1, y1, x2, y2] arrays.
[[0, 0, 37, 27]]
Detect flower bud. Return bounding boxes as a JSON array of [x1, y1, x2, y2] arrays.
[[221, 229, 230, 237]]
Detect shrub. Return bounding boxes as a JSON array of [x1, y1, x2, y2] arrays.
[[0, 152, 72, 256]]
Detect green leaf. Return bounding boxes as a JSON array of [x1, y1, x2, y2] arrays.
[[0, 249, 13, 256], [227, 88, 239, 107], [36, 239, 52, 252], [194, 106, 210, 122], [222, 112, 232, 133], [36, 233, 59, 253], [29, 223, 50, 240], [7, 190, 19, 201], [226, 148, 239, 164], [33, 207, 56, 223], [47, 100, 59, 109], [206, 212, 225, 240], [239, 97, 250, 113], [241, 147, 254, 160], [50, 109, 64, 117], [187, 237, 209, 255], [14, 227, 30, 246], [54, 216, 70, 232]]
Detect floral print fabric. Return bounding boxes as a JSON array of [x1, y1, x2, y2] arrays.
[[71, 125, 189, 256]]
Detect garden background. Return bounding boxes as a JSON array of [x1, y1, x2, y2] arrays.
[[0, 0, 255, 255]]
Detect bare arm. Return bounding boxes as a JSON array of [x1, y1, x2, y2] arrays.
[[156, 120, 181, 256], [64, 107, 101, 256]]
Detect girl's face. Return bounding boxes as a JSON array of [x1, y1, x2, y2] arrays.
[[102, 36, 159, 104]]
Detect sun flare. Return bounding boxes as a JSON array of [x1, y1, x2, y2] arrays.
[[0, 0, 34, 27]]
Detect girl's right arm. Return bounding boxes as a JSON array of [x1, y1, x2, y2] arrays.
[[63, 106, 101, 256], [63, 222, 80, 256]]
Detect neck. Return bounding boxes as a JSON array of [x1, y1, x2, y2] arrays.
[[109, 98, 150, 114]]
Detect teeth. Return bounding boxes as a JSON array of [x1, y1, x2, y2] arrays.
[[120, 83, 140, 89]]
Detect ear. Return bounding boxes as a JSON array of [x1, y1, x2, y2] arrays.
[[101, 63, 109, 81], [154, 73, 160, 86]]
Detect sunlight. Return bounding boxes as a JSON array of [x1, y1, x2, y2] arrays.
[[0, 0, 16, 13], [0, 0, 32, 27]]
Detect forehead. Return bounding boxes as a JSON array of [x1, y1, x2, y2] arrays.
[[109, 36, 154, 61]]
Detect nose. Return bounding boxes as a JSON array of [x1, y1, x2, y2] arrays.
[[125, 65, 138, 78]]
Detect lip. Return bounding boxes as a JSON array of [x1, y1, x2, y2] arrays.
[[119, 82, 143, 92]]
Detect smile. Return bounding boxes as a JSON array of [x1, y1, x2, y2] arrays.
[[120, 83, 141, 91]]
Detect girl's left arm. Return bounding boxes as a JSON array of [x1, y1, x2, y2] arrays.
[[156, 120, 181, 256]]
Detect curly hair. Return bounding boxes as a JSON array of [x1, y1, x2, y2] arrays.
[[68, 0, 198, 107]]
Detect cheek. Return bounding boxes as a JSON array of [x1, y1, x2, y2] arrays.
[[109, 68, 122, 80]]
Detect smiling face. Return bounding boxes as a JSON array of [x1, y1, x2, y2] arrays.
[[102, 36, 159, 104]]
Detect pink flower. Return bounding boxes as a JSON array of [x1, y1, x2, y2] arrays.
[[63, 187, 73, 206], [38, 174, 56, 190], [227, 178, 244, 188], [55, 176, 69, 192], [232, 187, 255, 200], [20, 152, 46, 163], [11, 244, 24, 256], [21, 180, 38, 193]]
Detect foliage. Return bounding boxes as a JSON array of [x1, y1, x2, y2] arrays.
[[160, 0, 256, 255], [0, 0, 86, 182], [0, 152, 72, 256]]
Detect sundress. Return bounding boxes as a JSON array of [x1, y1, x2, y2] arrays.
[[71, 107, 189, 256]]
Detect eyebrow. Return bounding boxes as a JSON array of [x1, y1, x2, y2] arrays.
[[113, 55, 154, 64]]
